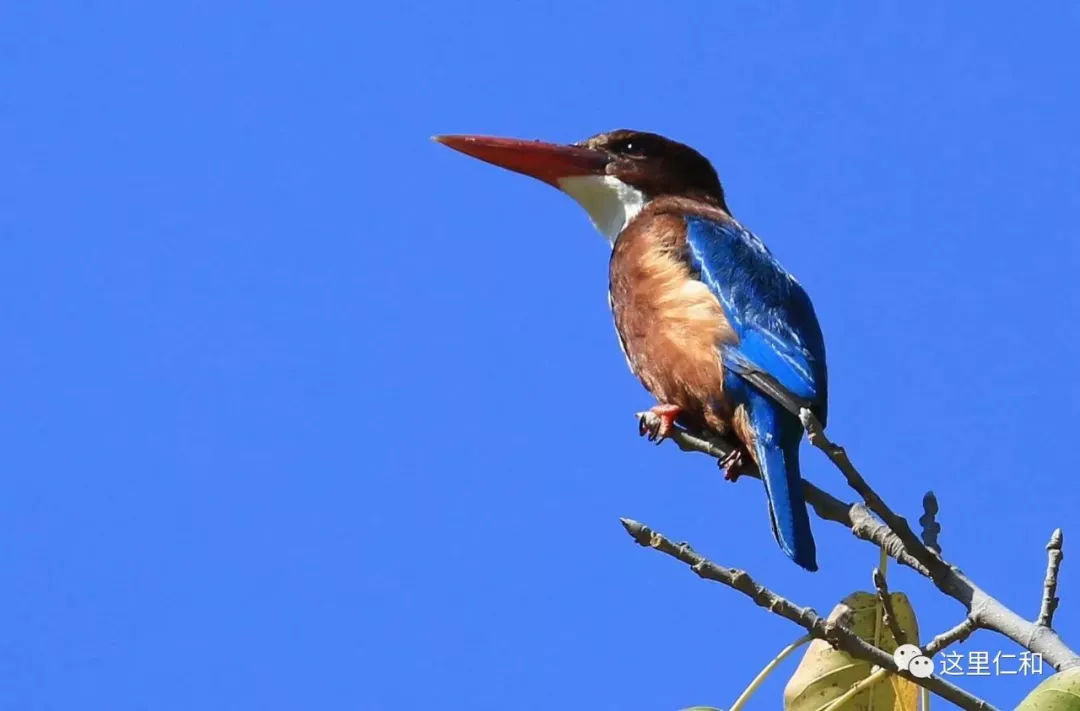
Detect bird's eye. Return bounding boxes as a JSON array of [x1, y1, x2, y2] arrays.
[[612, 139, 645, 157]]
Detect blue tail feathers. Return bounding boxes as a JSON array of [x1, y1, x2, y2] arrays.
[[747, 393, 818, 571]]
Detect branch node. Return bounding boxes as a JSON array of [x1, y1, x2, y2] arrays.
[[919, 491, 942, 554], [873, 567, 907, 645], [1038, 528, 1065, 628]]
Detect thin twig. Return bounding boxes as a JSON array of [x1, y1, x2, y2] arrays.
[[799, 410, 947, 579], [919, 492, 942, 554], [636, 416, 1080, 671], [925, 617, 978, 657], [635, 414, 929, 574], [873, 567, 907, 645], [1038, 529, 1064, 628], [619, 518, 997, 711], [796, 410, 1078, 670]]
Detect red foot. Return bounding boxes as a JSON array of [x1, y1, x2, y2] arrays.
[[638, 404, 682, 444], [720, 448, 748, 482]]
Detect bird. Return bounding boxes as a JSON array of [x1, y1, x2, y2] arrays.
[[434, 130, 828, 571]]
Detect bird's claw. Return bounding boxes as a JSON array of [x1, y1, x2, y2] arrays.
[[637, 413, 663, 443], [637, 404, 681, 444], [720, 448, 746, 481]]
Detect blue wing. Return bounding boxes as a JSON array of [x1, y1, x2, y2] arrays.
[[684, 215, 828, 423], [683, 213, 827, 571]]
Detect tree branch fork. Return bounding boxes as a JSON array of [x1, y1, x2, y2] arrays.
[[626, 409, 1076, 710]]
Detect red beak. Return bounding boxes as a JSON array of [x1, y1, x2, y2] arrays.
[[433, 134, 610, 186]]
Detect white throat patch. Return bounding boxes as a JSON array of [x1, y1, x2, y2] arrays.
[[556, 175, 646, 243]]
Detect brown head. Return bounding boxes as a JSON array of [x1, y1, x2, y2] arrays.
[[434, 129, 729, 242]]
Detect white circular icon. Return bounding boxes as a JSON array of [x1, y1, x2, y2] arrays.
[[909, 655, 934, 679], [893, 643, 933, 678]]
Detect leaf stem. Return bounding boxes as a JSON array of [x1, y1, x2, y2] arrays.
[[824, 668, 890, 711], [728, 635, 812, 711]]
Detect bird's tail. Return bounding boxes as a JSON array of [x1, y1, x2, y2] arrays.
[[752, 406, 818, 572]]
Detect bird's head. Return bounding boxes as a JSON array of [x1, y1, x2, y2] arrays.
[[434, 129, 728, 242]]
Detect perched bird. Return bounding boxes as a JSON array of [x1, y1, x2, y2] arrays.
[[434, 130, 828, 571]]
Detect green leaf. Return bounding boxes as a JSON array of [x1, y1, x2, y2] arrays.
[[1016, 668, 1080, 710], [783, 591, 920, 711]]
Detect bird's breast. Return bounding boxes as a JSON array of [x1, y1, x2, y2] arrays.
[[608, 212, 736, 426]]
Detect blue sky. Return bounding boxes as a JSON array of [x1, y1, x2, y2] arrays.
[[3, 3, 1079, 709]]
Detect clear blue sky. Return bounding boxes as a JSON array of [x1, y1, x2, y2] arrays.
[[3, 3, 1079, 709]]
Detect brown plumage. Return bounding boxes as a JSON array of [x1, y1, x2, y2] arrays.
[[609, 200, 739, 437]]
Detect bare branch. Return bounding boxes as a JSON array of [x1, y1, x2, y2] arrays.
[[1038, 529, 1064, 628], [919, 491, 942, 554], [635, 414, 930, 574], [619, 518, 998, 711], [636, 418, 1080, 671], [799, 410, 947, 579], [926, 617, 978, 657], [872, 567, 907, 645]]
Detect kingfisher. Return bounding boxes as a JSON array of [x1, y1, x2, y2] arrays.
[[434, 130, 828, 571]]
